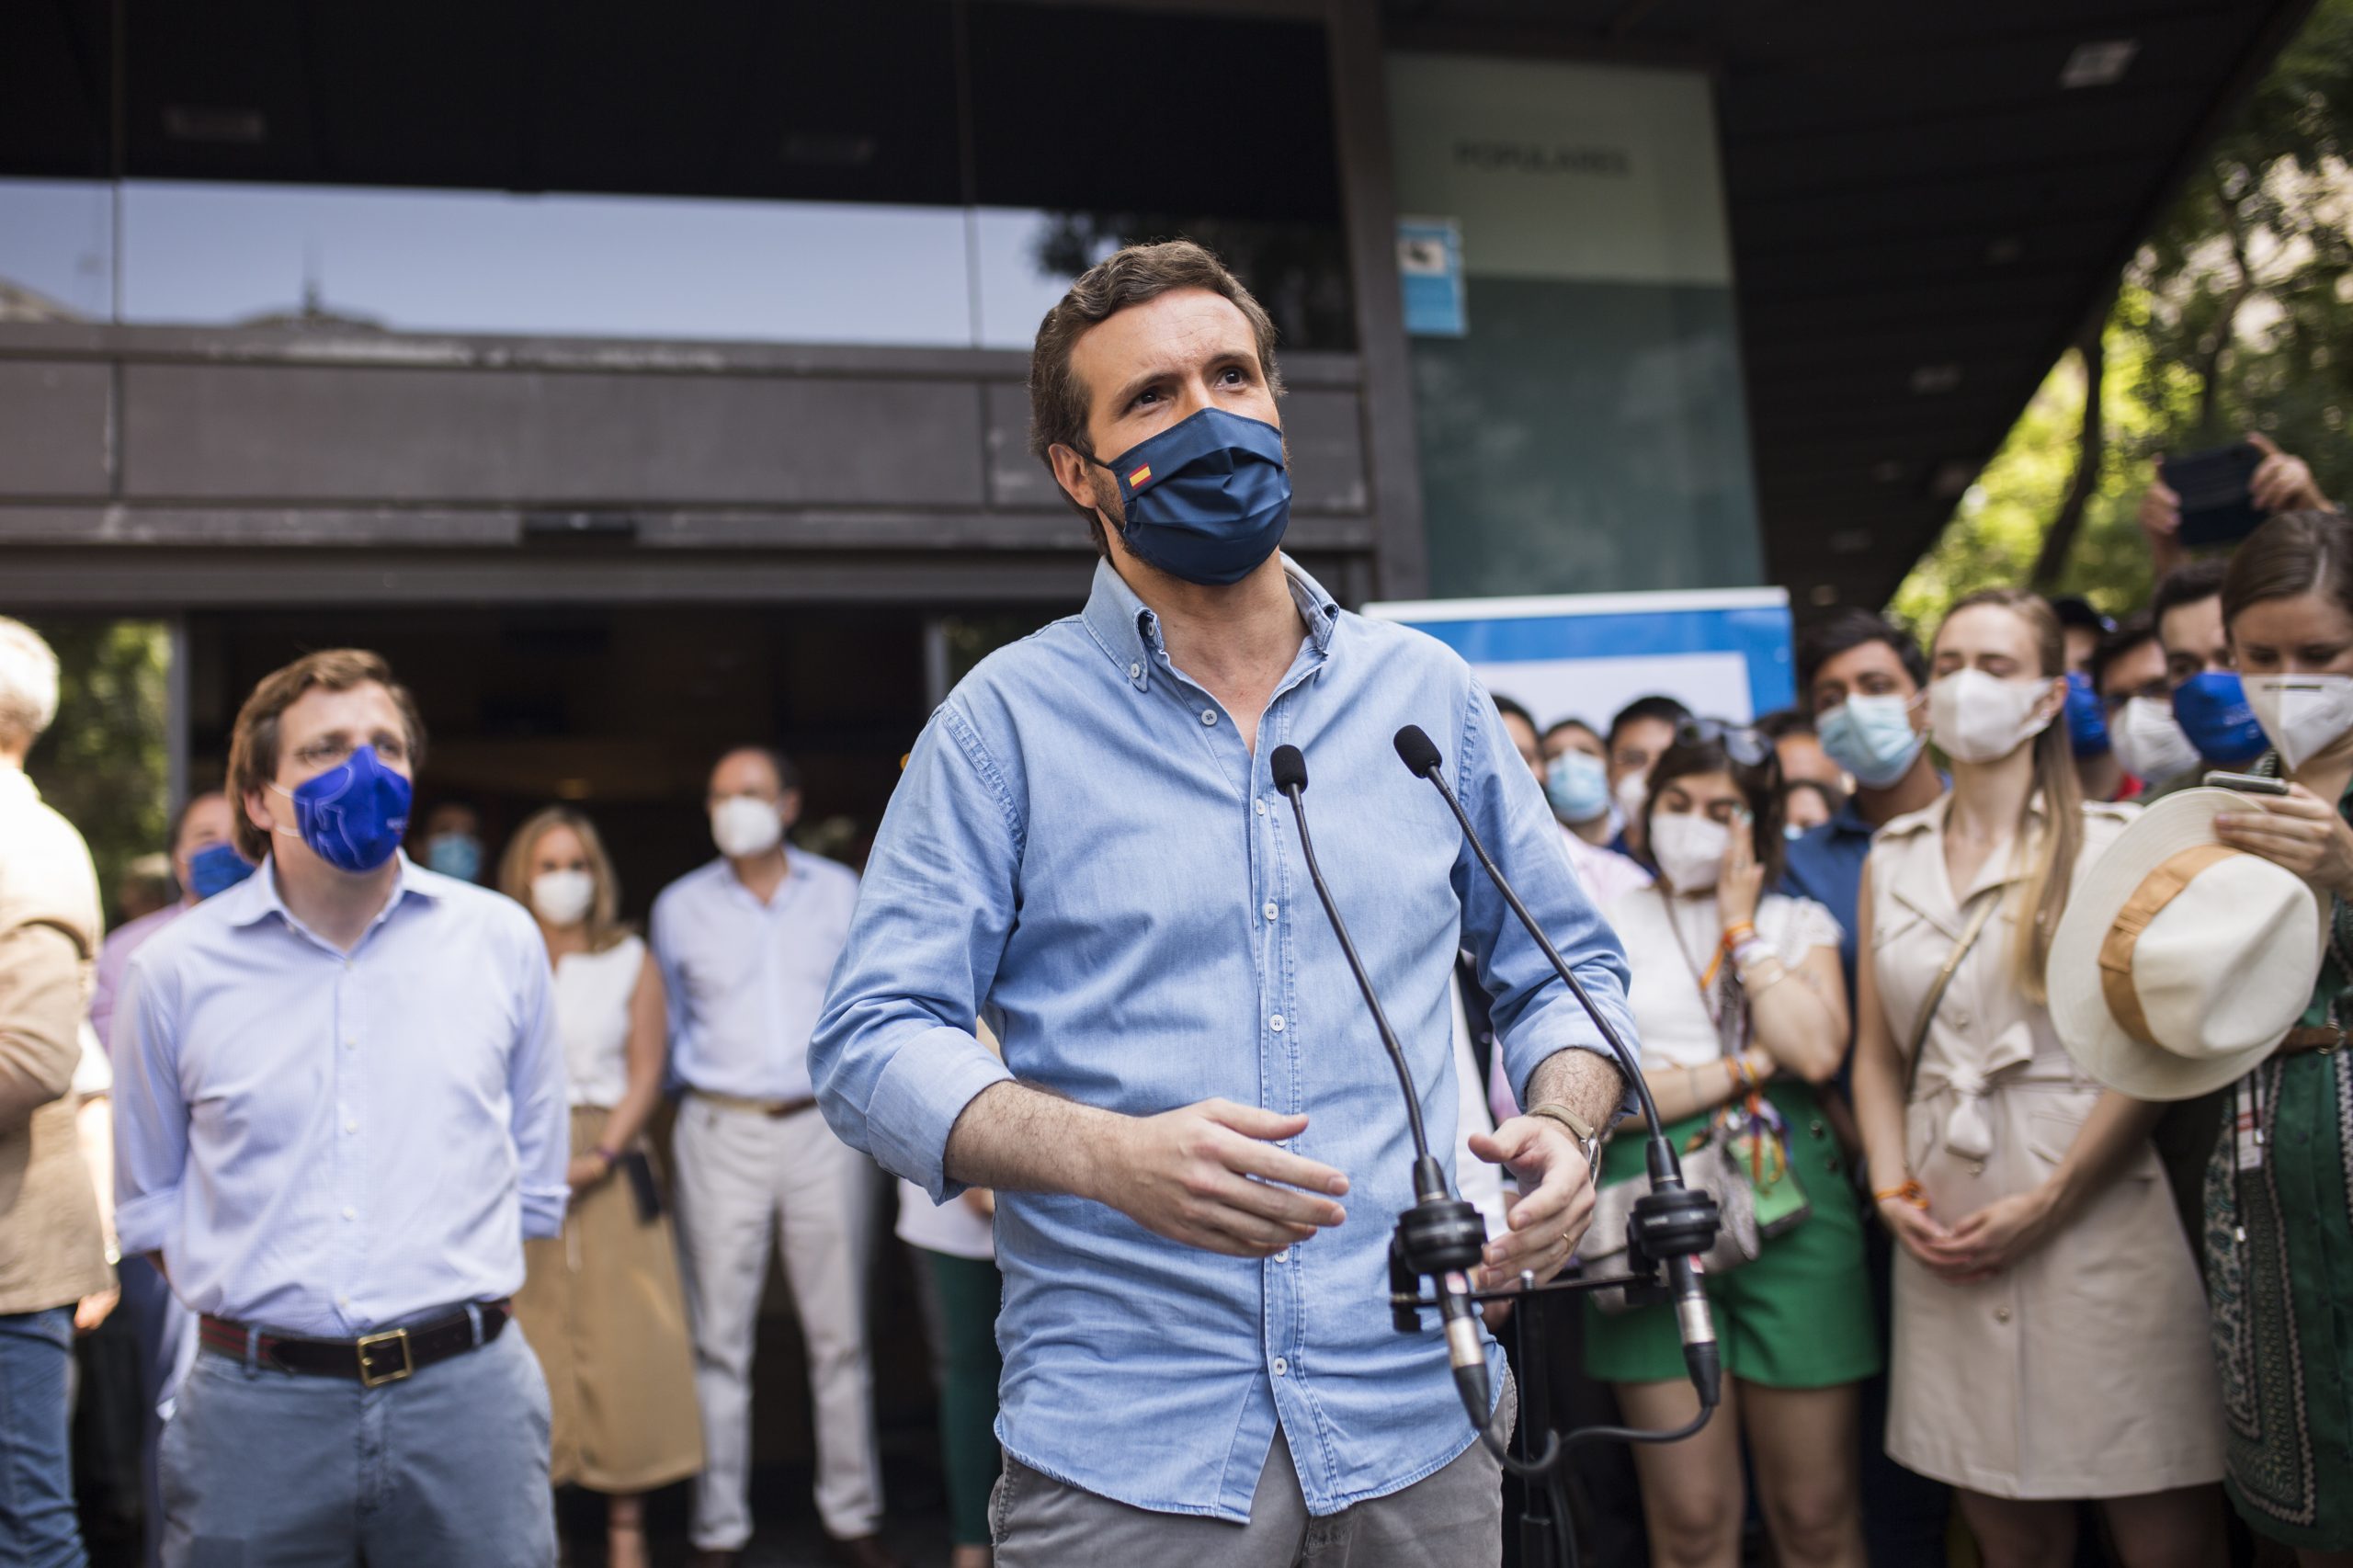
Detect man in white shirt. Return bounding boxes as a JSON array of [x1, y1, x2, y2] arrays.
[[650, 746, 887, 1568]]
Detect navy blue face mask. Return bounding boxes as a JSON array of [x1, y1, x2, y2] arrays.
[[1086, 407, 1291, 585], [270, 744, 414, 873], [185, 841, 255, 901]]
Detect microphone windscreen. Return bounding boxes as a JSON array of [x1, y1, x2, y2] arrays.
[[1269, 744, 1309, 792], [1393, 726, 1444, 778]]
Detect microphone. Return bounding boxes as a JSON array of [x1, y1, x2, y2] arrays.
[[1267, 744, 1492, 1415], [1392, 724, 1722, 1412]]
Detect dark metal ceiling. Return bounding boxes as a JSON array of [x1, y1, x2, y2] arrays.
[[0, 0, 2317, 611]]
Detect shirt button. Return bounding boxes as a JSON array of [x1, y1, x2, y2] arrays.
[[1994, 1307, 2011, 1324], [343, 1119, 357, 1135], [1201, 709, 1218, 726], [1272, 1357, 1289, 1377], [1255, 800, 1267, 817], [342, 1206, 357, 1221], [1129, 662, 1142, 680], [344, 1037, 357, 1051], [337, 1295, 351, 1309], [1275, 1249, 1291, 1263], [1269, 1014, 1286, 1033], [1264, 902, 1279, 921]]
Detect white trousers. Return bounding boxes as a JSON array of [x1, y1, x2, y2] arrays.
[[672, 1097, 882, 1548]]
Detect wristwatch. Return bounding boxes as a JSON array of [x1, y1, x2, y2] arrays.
[[1525, 1101, 1605, 1182]]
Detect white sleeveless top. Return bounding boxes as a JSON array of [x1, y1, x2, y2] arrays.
[[553, 935, 645, 1108]]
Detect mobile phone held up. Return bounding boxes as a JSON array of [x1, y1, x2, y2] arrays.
[[2162, 442, 2267, 551], [2203, 770, 2290, 796]]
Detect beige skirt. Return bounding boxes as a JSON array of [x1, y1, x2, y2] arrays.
[[513, 1107, 705, 1493]]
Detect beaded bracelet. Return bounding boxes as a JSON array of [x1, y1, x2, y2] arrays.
[[1872, 1178, 1929, 1210]]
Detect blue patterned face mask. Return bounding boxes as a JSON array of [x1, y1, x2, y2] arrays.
[[269, 744, 413, 873], [1086, 408, 1290, 585], [1544, 751, 1611, 824], [2170, 670, 2268, 766], [1816, 695, 1925, 789]]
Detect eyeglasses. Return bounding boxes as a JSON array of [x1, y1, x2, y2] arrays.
[[1676, 719, 1775, 772]]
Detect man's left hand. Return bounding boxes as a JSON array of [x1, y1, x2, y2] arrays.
[[1467, 1117, 1596, 1288]]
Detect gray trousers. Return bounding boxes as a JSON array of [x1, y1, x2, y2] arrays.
[[158, 1313, 554, 1568], [992, 1370, 1513, 1568]]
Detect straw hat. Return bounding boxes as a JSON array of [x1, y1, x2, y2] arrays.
[[2049, 787, 2325, 1101]]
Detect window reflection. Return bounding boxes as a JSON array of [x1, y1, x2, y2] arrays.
[[115, 181, 972, 345], [0, 179, 112, 323]]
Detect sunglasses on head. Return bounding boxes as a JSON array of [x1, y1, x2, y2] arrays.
[[1676, 719, 1775, 772]]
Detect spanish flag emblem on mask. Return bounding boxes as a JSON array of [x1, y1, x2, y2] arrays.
[[1127, 463, 1153, 489]]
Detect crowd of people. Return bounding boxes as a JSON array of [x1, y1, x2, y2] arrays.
[[1, 236, 2348, 1568]]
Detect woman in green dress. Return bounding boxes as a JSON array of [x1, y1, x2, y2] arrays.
[[2204, 510, 2353, 1566]]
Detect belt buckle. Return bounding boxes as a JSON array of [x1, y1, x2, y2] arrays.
[[356, 1327, 413, 1388]]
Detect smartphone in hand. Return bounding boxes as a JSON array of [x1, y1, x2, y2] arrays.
[[2163, 443, 2266, 550]]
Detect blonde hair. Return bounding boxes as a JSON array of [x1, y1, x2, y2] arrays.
[[498, 805, 631, 953], [1937, 587, 2083, 1005]]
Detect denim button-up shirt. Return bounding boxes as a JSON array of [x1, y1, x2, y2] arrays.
[[812, 559, 1637, 1521]]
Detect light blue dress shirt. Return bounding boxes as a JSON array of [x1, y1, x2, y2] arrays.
[[110, 855, 569, 1337], [649, 850, 859, 1103], [813, 559, 1638, 1522]]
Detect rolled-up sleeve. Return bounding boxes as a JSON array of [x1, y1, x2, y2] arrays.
[[506, 931, 570, 1241], [813, 704, 1017, 1201], [1452, 683, 1641, 1115], [110, 953, 186, 1256]]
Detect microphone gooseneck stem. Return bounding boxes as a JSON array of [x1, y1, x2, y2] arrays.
[[1278, 780, 1433, 1166], [1412, 763, 1665, 1137]]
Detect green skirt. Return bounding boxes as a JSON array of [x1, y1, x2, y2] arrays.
[[1583, 1080, 1881, 1391], [2202, 1048, 2353, 1551]]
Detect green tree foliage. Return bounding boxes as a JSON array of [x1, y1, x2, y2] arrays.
[[1896, 0, 2353, 628], [24, 619, 171, 930]]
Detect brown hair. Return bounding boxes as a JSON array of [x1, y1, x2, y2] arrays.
[[2222, 509, 2353, 631], [1028, 239, 1284, 553], [1937, 588, 2081, 1005], [497, 805, 631, 954], [226, 649, 426, 863]]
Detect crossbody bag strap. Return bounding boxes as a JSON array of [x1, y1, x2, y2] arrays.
[[1903, 889, 2004, 1100]]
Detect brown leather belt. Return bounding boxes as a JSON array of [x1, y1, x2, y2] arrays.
[[2279, 1028, 2347, 1056], [199, 1300, 510, 1387], [693, 1088, 819, 1119]]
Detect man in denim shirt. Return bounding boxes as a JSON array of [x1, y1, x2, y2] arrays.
[[813, 242, 1637, 1565]]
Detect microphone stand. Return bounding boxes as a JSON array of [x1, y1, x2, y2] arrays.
[[1267, 736, 1722, 1568]]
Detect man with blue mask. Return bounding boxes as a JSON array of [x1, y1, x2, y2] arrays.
[[109, 650, 568, 1568], [813, 241, 1636, 1568], [2148, 558, 2268, 799], [1778, 608, 1952, 1568]]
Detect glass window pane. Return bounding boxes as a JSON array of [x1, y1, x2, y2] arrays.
[[0, 178, 113, 322], [118, 180, 973, 346]]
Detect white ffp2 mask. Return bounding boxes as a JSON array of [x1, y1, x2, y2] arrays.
[[711, 796, 785, 859], [2245, 673, 2353, 771], [1927, 669, 2058, 765], [1649, 812, 1730, 893]]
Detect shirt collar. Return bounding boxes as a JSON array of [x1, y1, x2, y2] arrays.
[[1080, 554, 1340, 692], [223, 850, 441, 930]]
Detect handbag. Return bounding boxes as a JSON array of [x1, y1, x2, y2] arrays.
[[1580, 893, 1793, 1313], [1581, 1129, 1762, 1313]]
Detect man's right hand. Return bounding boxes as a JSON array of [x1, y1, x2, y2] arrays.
[[1108, 1098, 1349, 1257]]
